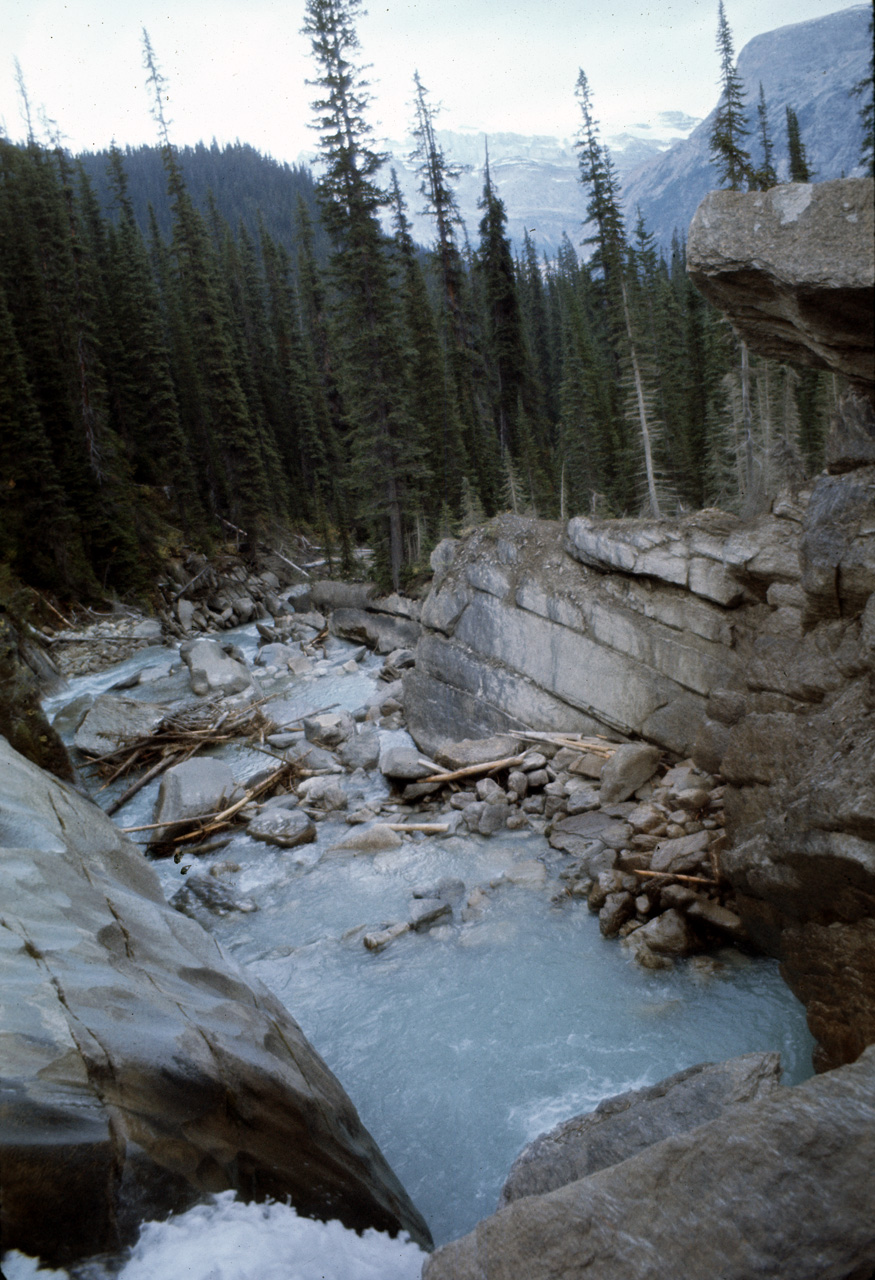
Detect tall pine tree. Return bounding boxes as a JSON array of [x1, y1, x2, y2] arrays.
[[710, 2, 751, 191], [302, 0, 423, 588]]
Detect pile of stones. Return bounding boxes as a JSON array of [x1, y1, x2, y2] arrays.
[[375, 731, 741, 968], [158, 552, 315, 638]]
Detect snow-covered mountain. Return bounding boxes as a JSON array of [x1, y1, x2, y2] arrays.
[[376, 5, 870, 259], [379, 114, 701, 259]]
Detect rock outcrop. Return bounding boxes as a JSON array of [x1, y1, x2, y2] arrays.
[[0, 737, 431, 1267], [404, 503, 809, 761], [687, 177, 875, 1071], [499, 1053, 781, 1205], [424, 1047, 875, 1280], [687, 178, 874, 391], [403, 177, 875, 1073], [0, 611, 73, 782]]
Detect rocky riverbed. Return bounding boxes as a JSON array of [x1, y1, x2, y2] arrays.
[[49, 581, 749, 977], [8, 586, 810, 1259], [3, 174, 872, 1279]]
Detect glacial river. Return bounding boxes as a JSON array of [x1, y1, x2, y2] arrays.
[[5, 624, 815, 1279]]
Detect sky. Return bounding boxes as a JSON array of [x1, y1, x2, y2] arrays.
[[0, 1, 859, 163]]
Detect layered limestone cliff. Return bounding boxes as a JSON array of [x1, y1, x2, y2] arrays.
[[405, 178, 875, 1072], [413, 172, 875, 1280]]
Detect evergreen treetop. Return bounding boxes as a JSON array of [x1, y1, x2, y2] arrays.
[[851, 9, 874, 177], [710, 1, 751, 190], [785, 106, 812, 182]]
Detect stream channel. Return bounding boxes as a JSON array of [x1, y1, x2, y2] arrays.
[[28, 620, 816, 1275]]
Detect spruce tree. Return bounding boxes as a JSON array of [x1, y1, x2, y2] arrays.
[[409, 71, 466, 325], [302, 0, 422, 589], [102, 146, 205, 535], [785, 106, 812, 182], [293, 197, 355, 565], [851, 9, 874, 175], [710, 1, 751, 190], [476, 151, 529, 458], [574, 73, 626, 286], [409, 73, 490, 512], [0, 278, 89, 591], [575, 76, 662, 515], [752, 82, 777, 190], [142, 30, 272, 537], [389, 170, 464, 530]]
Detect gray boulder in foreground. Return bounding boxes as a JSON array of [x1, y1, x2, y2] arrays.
[[150, 757, 238, 842], [500, 1053, 780, 1205], [424, 1047, 875, 1280], [0, 738, 431, 1266]]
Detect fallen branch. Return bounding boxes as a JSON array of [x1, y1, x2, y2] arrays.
[[264, 544, 311, 579], [99, 746, 143, 790], [32, 591, 70, 627], [38, 634, 159, 645], [418, 754, 527, 785], [169, 762, 296, 844], [173, 565, 210, 601], [633, 869, 717, 887], [81, 701, 275, 775], [517, 731, 617, 758], [105, 749, 185, 816]]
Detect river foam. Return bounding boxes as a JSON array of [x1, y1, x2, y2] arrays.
[[2, 1193, 426, 1280]]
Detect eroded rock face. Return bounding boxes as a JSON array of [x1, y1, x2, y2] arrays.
[[404, 513, 752, 761], [685, 180, 875, 1070], [500, 1053, 781, 1205], [0, 738, 431, 1266], [687, 178, 875, 391], [0, 612, 73, 782], [424, 1047, 875, 1280]]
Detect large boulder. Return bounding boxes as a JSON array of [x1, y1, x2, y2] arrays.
[[687, 178, 875, 391], [424, 1047, 875, 1280], [180, 639, 251, 697], [73, 694, 165, 756], [0, 738, 431, 1267], [330, 607, 421, 655], [150, 757, 239, 843], [310, 581, 377, 611], [500, 1053, 780, 1205]]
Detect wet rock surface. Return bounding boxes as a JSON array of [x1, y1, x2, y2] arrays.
[[424, 1047, 875, 1280], [499, 1052, 781, 1204], [0, 736, 432, 1267]]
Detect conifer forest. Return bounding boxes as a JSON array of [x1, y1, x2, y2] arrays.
[[1, 0, 865, 600]]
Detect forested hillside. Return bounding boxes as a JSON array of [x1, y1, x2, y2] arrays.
[[0, 131, 839, 601], [2, 0, 863, 600], [77, 141, 331, 266]]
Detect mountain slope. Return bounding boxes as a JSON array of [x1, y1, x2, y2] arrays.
[[622, 5, 871, 249], [377, 117, 698, 259]]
